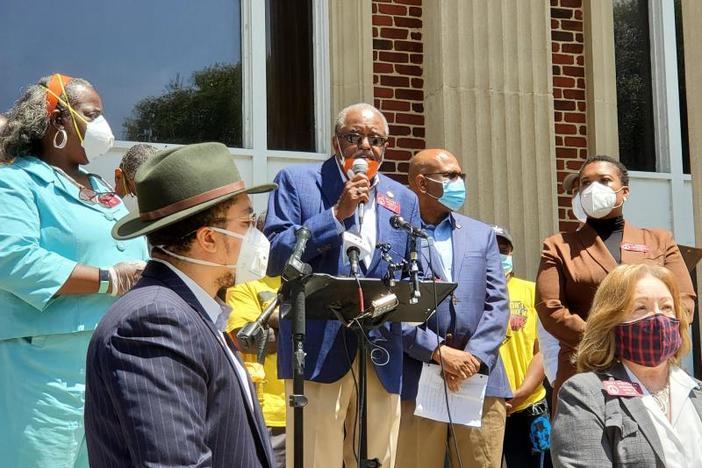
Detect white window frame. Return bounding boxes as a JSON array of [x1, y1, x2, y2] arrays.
[[645, 0, 688, 235], [240, 0, 330, 186], [108, 0, 330, 201]]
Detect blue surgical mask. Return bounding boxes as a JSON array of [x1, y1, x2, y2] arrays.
[[501, 254, 513, 276], [428, 177, 466, 211]]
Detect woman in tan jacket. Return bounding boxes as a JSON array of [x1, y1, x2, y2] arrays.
[[535, 155, 695, 405]]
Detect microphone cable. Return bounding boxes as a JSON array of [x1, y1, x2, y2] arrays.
[[422, 240, 464, 468]]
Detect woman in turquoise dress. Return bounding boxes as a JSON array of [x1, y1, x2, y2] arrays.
[[0, 74, 149, 467]]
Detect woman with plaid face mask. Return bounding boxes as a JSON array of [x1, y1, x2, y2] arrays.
[[551, 264, 702, 468]]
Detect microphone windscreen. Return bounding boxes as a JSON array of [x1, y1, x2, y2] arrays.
[[352, 158, 369, 175], [257, 291, 275, 305]]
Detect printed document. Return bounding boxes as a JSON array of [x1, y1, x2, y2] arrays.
[[414, 362, 488, 427]]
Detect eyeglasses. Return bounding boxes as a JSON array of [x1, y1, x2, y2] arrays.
[[424, 171, 466, 181], [79, 187, 121, 208], [338, 132, 388, 148], [213, 213, 258, 227]]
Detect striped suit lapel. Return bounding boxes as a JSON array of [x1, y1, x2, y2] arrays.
[[143, 261, 273, 466]]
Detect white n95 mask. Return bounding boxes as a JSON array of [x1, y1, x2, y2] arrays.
[[579, 182, 625, 219], [571, 193, 587, 223], [158, 225, 270, 285], [81, 115, 115, 161]]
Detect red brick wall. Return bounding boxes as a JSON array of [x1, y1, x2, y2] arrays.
[[372, 0, 425, 185], [551, 0, 588, 232]]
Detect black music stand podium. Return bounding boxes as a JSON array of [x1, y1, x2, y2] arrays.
[[283, 273, 457, 468]]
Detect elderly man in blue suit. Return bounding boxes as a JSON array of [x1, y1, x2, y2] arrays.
[[396, 149, 511, 468], [85, 143, 276, 468], [264, 103, 420, 468]]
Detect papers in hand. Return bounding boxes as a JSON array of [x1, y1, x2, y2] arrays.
[[414, 362, 488, 427]]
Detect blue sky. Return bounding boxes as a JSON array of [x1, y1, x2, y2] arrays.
[[0, 0, 242, 139]]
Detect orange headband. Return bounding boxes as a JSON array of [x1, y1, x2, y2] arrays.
[[45, 73, 73, 115]]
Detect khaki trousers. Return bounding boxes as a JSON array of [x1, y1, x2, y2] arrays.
[[395, 397, 506, 468], [285, 358, 401, 468]]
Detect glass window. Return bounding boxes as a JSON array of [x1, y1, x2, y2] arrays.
[[613, 0, 657, 171], [266, 0, 316, 152], [0, 0, 243, 147], [674, 0, 690, 174]]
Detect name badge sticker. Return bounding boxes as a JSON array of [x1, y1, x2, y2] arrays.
[[602, 379, 643, 397], [621, 242, 649, 253], [377, 193, 401, 214]]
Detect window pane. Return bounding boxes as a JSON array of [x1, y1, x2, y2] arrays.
[[0, 0, 242, 147], [613, 0, 657, 171], [266, 0, 316, 152], [674, 0, 690, 174]]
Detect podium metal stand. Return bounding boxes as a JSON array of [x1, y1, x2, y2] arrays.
[[283, 273, 456, 468]]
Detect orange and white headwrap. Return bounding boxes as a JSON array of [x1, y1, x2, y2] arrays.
[[44, 73, 73, 115], [42, 73, 87, 143]]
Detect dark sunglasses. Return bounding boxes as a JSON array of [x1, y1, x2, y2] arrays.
[[338, 132, 388, 148]]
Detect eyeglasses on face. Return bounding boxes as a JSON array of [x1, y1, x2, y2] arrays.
[[338, 132, 388, 148], [424, 171, 466, 182]]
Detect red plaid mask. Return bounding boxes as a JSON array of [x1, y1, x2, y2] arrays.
[[615, 314, 681, 367]]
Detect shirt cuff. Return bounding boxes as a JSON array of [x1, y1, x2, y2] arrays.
[[332, 206, 345, 235]]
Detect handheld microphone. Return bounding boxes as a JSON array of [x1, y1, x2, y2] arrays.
[[351, 158, 369, 225], [282, 226, 313, 282], [389, 215, 429, 239]]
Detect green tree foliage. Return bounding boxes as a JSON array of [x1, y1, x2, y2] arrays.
[[123, 63, 242, 147]]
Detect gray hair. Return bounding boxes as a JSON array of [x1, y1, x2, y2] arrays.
[[120, 143, 158, 182], [334, 103, 389, 136], [0, 75, 92, 161]]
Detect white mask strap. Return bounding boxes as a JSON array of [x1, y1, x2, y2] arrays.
[[157, 246, 237, 269]]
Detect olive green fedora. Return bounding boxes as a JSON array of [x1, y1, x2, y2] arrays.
[[112, 142, 276, 240]]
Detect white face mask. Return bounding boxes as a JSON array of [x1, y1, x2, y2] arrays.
[[158, 224, 270, 284], [81, 115, 115, 161], [579, 182, 625, 219], [571, 193, 587, 223]]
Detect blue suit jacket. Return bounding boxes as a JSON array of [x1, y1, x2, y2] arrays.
[[264, 157, 420, 394], [401, 213, 512, 400], [85, 261, 274, 468]]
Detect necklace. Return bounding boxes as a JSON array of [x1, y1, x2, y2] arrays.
[[51, 166, 121, 208], [651, 382, 671, 421]]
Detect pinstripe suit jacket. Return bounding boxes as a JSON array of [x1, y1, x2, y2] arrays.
[[85, 261, 274, 468]]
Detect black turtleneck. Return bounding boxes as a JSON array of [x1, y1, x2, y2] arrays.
[[587, 215, 625, 263]]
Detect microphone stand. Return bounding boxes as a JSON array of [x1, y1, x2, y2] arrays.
[[281, 227, 313, 468], [407, 234, 421, 304]]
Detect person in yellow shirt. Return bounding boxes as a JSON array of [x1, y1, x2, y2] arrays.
[[492, 225, 551, 468], [226, 275, 286, 468]]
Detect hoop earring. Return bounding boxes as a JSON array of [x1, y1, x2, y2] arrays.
[[53, 128, 67, 149]]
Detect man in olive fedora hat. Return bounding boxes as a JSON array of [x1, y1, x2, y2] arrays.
[[85, 142, 276, 468]]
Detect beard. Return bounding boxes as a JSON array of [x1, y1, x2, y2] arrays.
[[215, 271, 236, 290]]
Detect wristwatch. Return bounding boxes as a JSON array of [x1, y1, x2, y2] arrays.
[[98, 268, 111, 294]]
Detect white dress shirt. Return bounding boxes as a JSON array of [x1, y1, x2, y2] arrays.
[[624, 364, 702, 468], [153, 259, 254, 410]]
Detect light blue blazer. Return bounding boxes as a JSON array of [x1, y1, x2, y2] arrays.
[[0, 156, 149, 340]]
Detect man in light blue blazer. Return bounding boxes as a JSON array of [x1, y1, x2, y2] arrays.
[[396, 149, 511, 468], [264, 103, 421, 468]]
